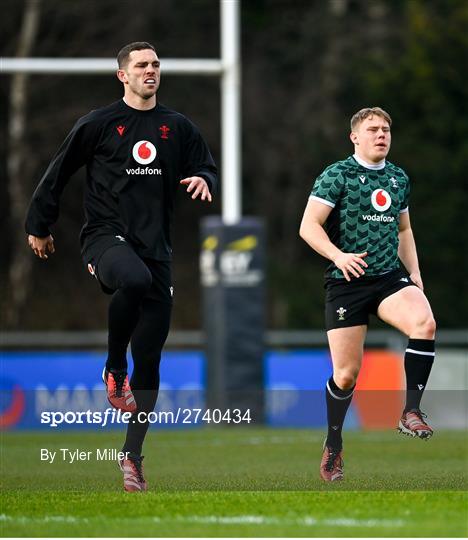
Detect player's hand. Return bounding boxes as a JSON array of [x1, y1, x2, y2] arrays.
[[333, 252, 368, 281], [28, 234, 55, 259], [409, 271, 424, 291], [180, 176, 212, 202]]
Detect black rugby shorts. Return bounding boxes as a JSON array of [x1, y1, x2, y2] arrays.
[[325, 268, 416, 330]]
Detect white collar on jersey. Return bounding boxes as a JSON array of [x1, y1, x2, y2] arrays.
[[353, 153, 386, 170]]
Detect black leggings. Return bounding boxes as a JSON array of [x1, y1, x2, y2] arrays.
[[97, 244, 172, 455]]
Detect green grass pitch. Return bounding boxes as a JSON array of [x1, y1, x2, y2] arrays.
[[1, 428, 467, 537]]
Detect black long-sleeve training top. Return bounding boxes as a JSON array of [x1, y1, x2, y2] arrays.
[[25, 99, 218, 261]]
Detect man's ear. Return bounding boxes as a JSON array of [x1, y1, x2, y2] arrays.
[[117, 69, 128, 84], [350, 131, 358, 145]]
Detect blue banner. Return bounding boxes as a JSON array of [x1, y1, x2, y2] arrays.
[[1, 349, 359, 430]]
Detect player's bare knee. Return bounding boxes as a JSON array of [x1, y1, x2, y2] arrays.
[[421, 314, 436, 338], [411, 313, 436, 339], [334, 371, 358, 390]]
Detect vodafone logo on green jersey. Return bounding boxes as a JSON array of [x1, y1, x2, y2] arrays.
[[361, 214, 395, 223], [361, 188, 395, 223], [371, 189, 391, 212], [132, 141, 157, 165]]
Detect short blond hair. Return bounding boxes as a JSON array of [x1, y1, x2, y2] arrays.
[[350, 107, 392, 131]]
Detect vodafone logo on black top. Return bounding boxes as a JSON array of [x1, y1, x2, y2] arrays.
[[127, 140, 161, 175], [132, 141, 157, 165], [371, 189, 391, 212]]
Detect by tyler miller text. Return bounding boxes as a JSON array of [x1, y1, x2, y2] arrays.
[[40, 448, 129, 464]]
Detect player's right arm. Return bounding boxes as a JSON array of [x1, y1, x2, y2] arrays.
[[300, 167, 367, 281], [28, 234, 55, 260], [299, 199, 367, 281], [25, 115, 98, 259]]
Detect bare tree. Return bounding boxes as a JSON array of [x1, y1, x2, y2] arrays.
[[4, 0, 41, 328]]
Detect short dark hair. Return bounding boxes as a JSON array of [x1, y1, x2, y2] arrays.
[[350, 107, 392, 131], [117, 42, 156, 69]]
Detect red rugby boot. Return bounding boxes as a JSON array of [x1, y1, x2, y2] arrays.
[[102, 368, 137, 413], [320, 442, 344, 482], [119, 454, 147, 492], [398, 409, 433, 440]]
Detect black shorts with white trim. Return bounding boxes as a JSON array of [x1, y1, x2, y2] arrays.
[[324, 267, 415, 330]]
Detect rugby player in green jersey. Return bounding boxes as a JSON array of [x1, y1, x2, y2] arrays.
[[300, 107, 436, 481]]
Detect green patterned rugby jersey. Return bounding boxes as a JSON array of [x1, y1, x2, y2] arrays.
[[310, 155, 410, 279]]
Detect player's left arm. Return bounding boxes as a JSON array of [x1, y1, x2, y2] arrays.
[[180, 176, 212, 202], [179, 118, 217, 203], [398, 211, 424, 290]]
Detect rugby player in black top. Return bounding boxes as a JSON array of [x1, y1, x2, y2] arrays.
[[25, 42, 217, 492]]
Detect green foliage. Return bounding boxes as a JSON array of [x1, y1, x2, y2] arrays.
[[356, 0, 468, 326]]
